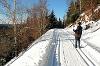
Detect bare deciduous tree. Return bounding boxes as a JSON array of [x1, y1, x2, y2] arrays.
[[26, 0, 49, 37], [0, 0, 29, 56], [38, 0, 49, 35]]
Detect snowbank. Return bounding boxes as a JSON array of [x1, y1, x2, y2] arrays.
[[66, 19, 100, 65], [5, 29, 55, 66]]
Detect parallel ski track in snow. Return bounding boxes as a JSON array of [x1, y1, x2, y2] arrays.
[[76, 49, 96, 66], [51, 29, 61, 66], [5, 29, 98, 66], [66, 31, 96, 66]]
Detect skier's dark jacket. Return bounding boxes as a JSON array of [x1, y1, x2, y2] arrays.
[[73, 26, 82, 39]]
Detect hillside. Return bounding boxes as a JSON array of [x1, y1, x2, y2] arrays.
[[5, 19, 100, 66]]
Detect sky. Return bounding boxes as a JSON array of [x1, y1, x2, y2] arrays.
[[21, 0, 71, 19], [48, 0, 71, 19], [0, 0, 71, 23]]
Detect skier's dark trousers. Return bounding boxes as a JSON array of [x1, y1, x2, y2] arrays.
[[73, 22, 82, 48]]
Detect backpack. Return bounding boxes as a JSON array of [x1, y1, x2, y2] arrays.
[[74, 26, 82, 37]]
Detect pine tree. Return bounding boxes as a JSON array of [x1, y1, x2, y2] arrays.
[[57, 18, 64, 28], [65, 1, 80, 26], [47, 10, 57, 29]]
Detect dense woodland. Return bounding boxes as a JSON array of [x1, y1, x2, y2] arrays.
[[0, 0, 100, 65], [65, 0, 100, 25]]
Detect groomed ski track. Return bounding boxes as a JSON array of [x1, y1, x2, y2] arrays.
[[5, 29, 99, 66]]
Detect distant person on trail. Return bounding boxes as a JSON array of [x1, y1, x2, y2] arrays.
[[73, 22, 82, 48]]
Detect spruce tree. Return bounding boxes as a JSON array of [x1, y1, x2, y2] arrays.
[[58, 18, 63, 28], [65, 1, 80, 26], [47, 10, 57, 29]]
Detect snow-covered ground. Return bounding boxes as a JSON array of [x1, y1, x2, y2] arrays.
[[5, 20, 100, 66], [66, 19, 100, 65]]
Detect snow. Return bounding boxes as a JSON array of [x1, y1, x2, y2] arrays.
[[5, 29, 55, 66], [66, 20, 100, 65], [94, 6, 100, 12], [60, 40, 87, 66], [5, 20, 100, 66], [6, 40, 50, 66], [80, 12, 85, 16], [88, 30, 100, 47], [82, 20, 100, 48]]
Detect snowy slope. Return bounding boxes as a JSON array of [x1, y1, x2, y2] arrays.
[[5, 29, 55, 66], [66, 19, 100, 65], [5, 19, 100, 66]]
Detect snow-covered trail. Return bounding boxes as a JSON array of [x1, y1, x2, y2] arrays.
[[58, 29, 87, 66], [5, 29, 100, 66]]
